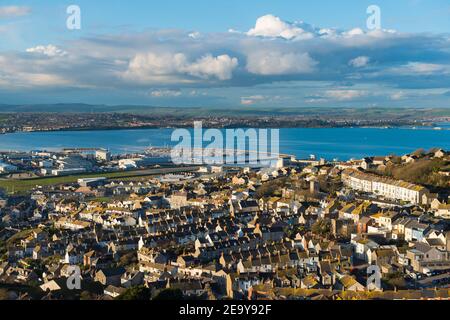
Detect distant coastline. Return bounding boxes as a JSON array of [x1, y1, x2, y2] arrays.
[[2, 123, 449, 134], [1, 107, 449, 134], [1, 126, 449, 161]]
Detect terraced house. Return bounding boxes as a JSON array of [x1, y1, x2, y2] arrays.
[[342, 169, 429, 205]]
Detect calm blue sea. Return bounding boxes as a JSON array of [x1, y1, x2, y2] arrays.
[[0, 126, 449, 161]]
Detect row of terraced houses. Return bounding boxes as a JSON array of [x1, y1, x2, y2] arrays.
[[342, 169, 429, 205]]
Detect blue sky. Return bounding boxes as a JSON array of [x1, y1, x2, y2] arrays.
[[0, 0, 449, 108]]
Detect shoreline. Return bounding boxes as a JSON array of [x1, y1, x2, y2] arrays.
[[1, 123, 447, 135]]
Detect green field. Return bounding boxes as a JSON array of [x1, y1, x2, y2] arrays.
[[0, 166, 199, 194]]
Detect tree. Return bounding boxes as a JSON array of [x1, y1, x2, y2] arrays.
[[45, 225, 58, 238], [0, 289, 9, 300], [0, 240, 6, 255], [118, 251, 137, 267], [312, 219, 332, 237], [383, 272, 406, 290], [116, 286, 152, 300], [80, 291, 95, 300], [153, 288, 184, 301], [255, 178, 287, 199]]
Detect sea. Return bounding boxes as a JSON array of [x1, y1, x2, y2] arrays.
[[0, 123, 449, 161]]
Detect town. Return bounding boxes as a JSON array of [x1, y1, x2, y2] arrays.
[[0, 147, 449, 300], [1, 109, 448, 134]]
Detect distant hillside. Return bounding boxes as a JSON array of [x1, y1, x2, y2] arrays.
[[1, 104, 449, 119]]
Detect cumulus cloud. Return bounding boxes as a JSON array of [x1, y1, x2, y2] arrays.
[[344, 28, 365, 37], [0, 52, 74, 88], [246, 51, 317, 75], [349, 56, 370, 68], [247, 14, 315, 40], [246, 15, 397, 41], [0, 6, 31, 18], [26, 45, 68, 57], [125, 52, 238, 83], [188, 32, 201, 39], [125, 52, 187, 82], [184, 54, 238, 80], [0, 14, 449, 107]]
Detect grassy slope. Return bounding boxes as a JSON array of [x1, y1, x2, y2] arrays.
[[385, 158, 450, 189], [0, 166, 199, 193]]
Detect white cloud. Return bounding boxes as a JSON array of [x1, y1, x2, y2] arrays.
[[240, 95, 266, 105], [184, 54, 238, 80], [305, 97, 328, 104], [246, 51, 317, 75], [0, 14, 448, 103], [26, 45, 68, 57], [125, 52, 238, 83], [0, 55, 72, 88], [247, 14, 314, 40], [188, 32, 201, 39], [150, 89, 182, 97], [318, 28, 338, 38], [344, 28, 365, 37], [189, 90, 207, 96], [246, 15, 396, 41], [126, 52, 187, 80], [390, 91, 405, 100], [325, 90, 368, 101], [349, 56, 370, 68], [0, 6, 31, 18], [240, 95, 285, 105], [396, 62, 450, 75], [20, 73, 72, 86], [0, 53, 63, 88]]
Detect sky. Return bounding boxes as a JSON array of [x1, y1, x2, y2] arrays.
[[0, 0, 449, 108]]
